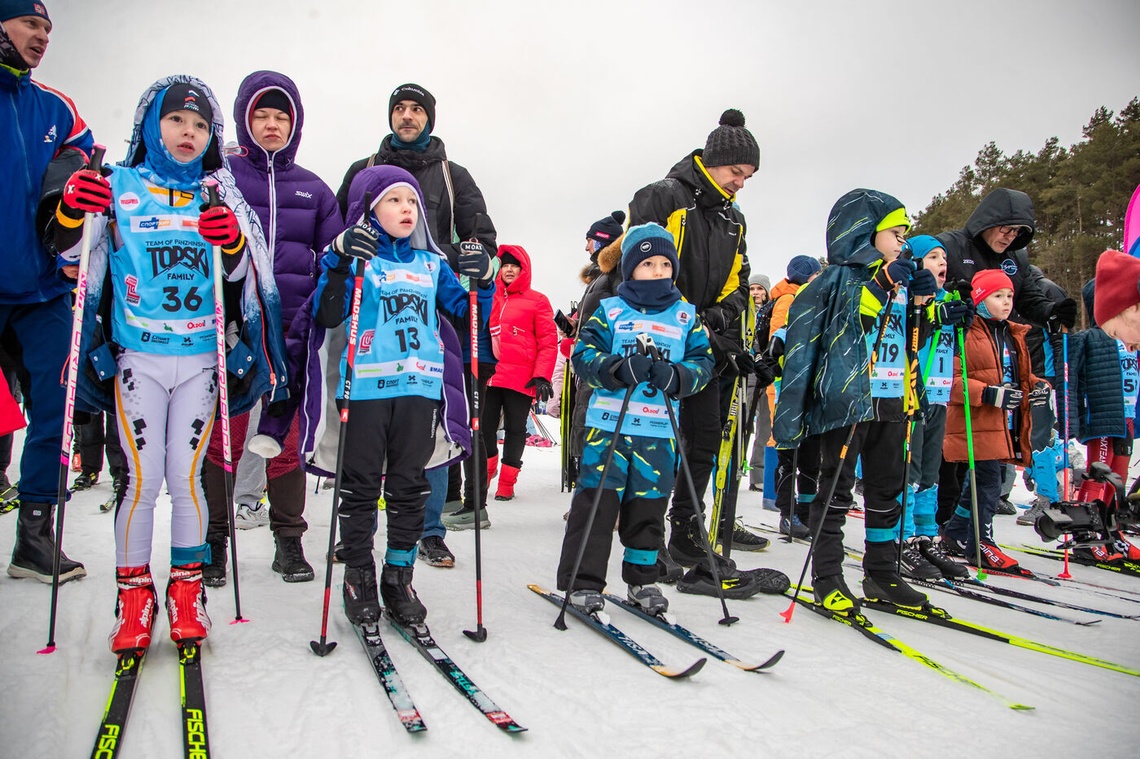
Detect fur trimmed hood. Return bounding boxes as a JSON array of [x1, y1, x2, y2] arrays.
[[596, 233, 623, 275]]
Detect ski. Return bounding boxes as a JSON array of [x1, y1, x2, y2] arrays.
[[89, 650, 146, 759], [386, 615, 526, 733], [0, 482, 17, 514], [947, 576, 1139, 620], [99, 494, 116, 513], [1006, 542, 1140, 580], [601, 592, 784, 672], [906, 575, 1101, 625], [787, 589, 1033, 710], [708, 377, 741, 549], [530, 584, 706, 679], [177, 642, 210, 759], [859, 598, 1140, 678], [748, 522, 810, 545], [350, 618, 426, 733]]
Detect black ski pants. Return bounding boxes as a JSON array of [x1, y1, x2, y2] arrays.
[[557, 489, 667, 592], [483, 385, 531, 468]]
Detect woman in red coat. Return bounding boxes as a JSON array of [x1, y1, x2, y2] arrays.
[[485, 245, 557, 500]]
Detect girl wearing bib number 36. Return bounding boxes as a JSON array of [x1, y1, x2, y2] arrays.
[[54, 76, 286, 655]]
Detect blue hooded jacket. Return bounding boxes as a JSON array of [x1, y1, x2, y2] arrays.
[[772, 188, 906, 448]]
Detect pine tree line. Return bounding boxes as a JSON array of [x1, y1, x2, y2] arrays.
[[912, 98, 1140, 327]]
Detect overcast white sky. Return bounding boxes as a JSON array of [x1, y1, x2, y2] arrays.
[[38, 0, 1140, 310]]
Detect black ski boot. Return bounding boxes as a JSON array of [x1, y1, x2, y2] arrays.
[[862, 541, 928, 609], [343, 561, 381, 624], [7, 502, 86, 583], [380, 563, 427, 626], [272, 534, 315, 583], [915, 535, 969, 579], [812, 574, 859, 613], [202, 533, 227, 588]]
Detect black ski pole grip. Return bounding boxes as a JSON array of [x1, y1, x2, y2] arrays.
[[88, 144, 106, 173], [204, 180, 222, 209]]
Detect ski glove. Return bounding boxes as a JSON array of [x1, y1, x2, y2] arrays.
[[458, 242, 494, 280], [733, 352, 755, 377], [981, 384, 1023, 411], [701, 308, 727, 335], [648, 360, 682, 397], [872, 258, 916, 293], [1028, 381, 1052, 409], [332, 224, 380, 262], [933, 299, 972, 327], [1049, 298, 1078, 330], [198, 205, 242, 247], [910, 268, 938, 297], [612, 353, 653, 387], [753, 355, 777, 388], [526, 377, 554, 402], [61, 168, 112, 217], [1113, 437, 1133, 457]]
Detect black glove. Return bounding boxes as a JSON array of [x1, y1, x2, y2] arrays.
[[1113, 437, 1133, 457], [933, 299, 972, 327], [872, 257, 916, 293], [1049, 298, 1078, 330], [648, 360, 681, 397], [981, 384, 1023, 410], [701, 308, 727, 334], [266, 401, 289, 418], [768, 334, 785, 362], [526, 377, 553, 402], [909, 268, 938, 297], [1028, 381, 1052, 409], [733, 352, 755, 376], [753, 355, 776, 387], [612, 353, 653, 387], [332, 224, 380, 262], [458, 241, 493, 280]]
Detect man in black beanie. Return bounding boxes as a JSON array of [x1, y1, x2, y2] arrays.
[[1, 0, 93, 583], [336, 82, 499, 549], [628, 108, 770, 597]]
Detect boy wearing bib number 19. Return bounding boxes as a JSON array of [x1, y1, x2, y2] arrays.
[[55, 77, 283, 654], [555, 223, 713, 616]]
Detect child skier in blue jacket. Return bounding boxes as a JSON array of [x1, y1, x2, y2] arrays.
[[556, 223, 714, 614], [312, 165, 492, 627]]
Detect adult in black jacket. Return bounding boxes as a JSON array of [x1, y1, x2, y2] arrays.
[[627, 109, 762, 580], [336, 83, 497, 268], [937, 188, 1076, 331]]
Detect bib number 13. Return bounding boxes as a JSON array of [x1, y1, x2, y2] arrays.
[[162, 286, 204, 313]]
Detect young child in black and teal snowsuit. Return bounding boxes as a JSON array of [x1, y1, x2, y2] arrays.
[[556, 223, 714, 615], [773, 189, 938, 611]]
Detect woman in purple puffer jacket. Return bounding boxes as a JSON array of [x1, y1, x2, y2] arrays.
[[202, 70, 343, 587]]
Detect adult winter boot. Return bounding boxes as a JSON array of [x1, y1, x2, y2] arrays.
[[8, 502, 86, 583], [108, 566, 157, 653], [272, 534, 315, 583], [343, 562, 381, 624], [202, 533, 227, 588], [862, 541, 928, 609], [380, 563, 427, 626], [486, 454, 499, 482], [666, 515, 706, 566], [495, 464, 520, 501], [166, 563, 212, 643], [656, 537, 683, 584]]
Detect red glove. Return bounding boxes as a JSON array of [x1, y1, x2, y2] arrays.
[[61, 169, 112, 217], [198, 205, 241, 246]]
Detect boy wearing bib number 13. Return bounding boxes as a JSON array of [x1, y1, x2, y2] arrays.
[[55, 77, 284, 654]]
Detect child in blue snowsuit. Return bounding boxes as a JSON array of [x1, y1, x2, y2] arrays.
[[556, 223, 714, 615], [312, 165, 493, 626]]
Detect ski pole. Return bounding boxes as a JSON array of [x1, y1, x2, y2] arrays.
[[781, 282, 898, 623], [461, 222, 489, 643], [640, 335, 738, 626], [554, 377, 640, 631], [41, 145, 105, 655], [957, 325, 987, 581], [311, 192, 371, 656], [203, 180, 247, 625], [1059, 329, 1072, 579]]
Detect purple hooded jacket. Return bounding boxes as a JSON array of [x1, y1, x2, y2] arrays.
[[230, 70, 343, 329]]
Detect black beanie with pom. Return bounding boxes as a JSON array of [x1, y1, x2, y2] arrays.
[[703, 109, 759, 170], [586, 210, 625, 247]]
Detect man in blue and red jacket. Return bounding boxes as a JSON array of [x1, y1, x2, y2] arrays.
[[1, 0, 93, 583]]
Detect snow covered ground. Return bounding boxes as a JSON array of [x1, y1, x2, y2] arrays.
[[2, 429, 1140, 758]]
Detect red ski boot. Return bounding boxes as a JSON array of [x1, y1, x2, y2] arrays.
[[108, 566, 157, 653], [1113, 532, 1140, 561], [166, 563, 212, 644]]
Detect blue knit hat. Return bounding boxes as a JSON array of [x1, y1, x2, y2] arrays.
[[0, 1, 49, 23], [906, 235, 946, 260], [786, 255, 822, 285], [621, 223, 678, 282]]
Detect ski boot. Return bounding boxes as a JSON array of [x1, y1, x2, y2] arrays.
[[380, 563, 427, 626], [969, 542, 1022, 572], [863, 541, 928, 608], [627, 584, 669, 616], [166, 563, 211, 644], [108, 566, 157, 653], [899, 537, 943, 581], [812, 574, 859, 613], [343, 562, 381, 624], [568, 588, 604, 615], [915, 535, 969, 579]]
